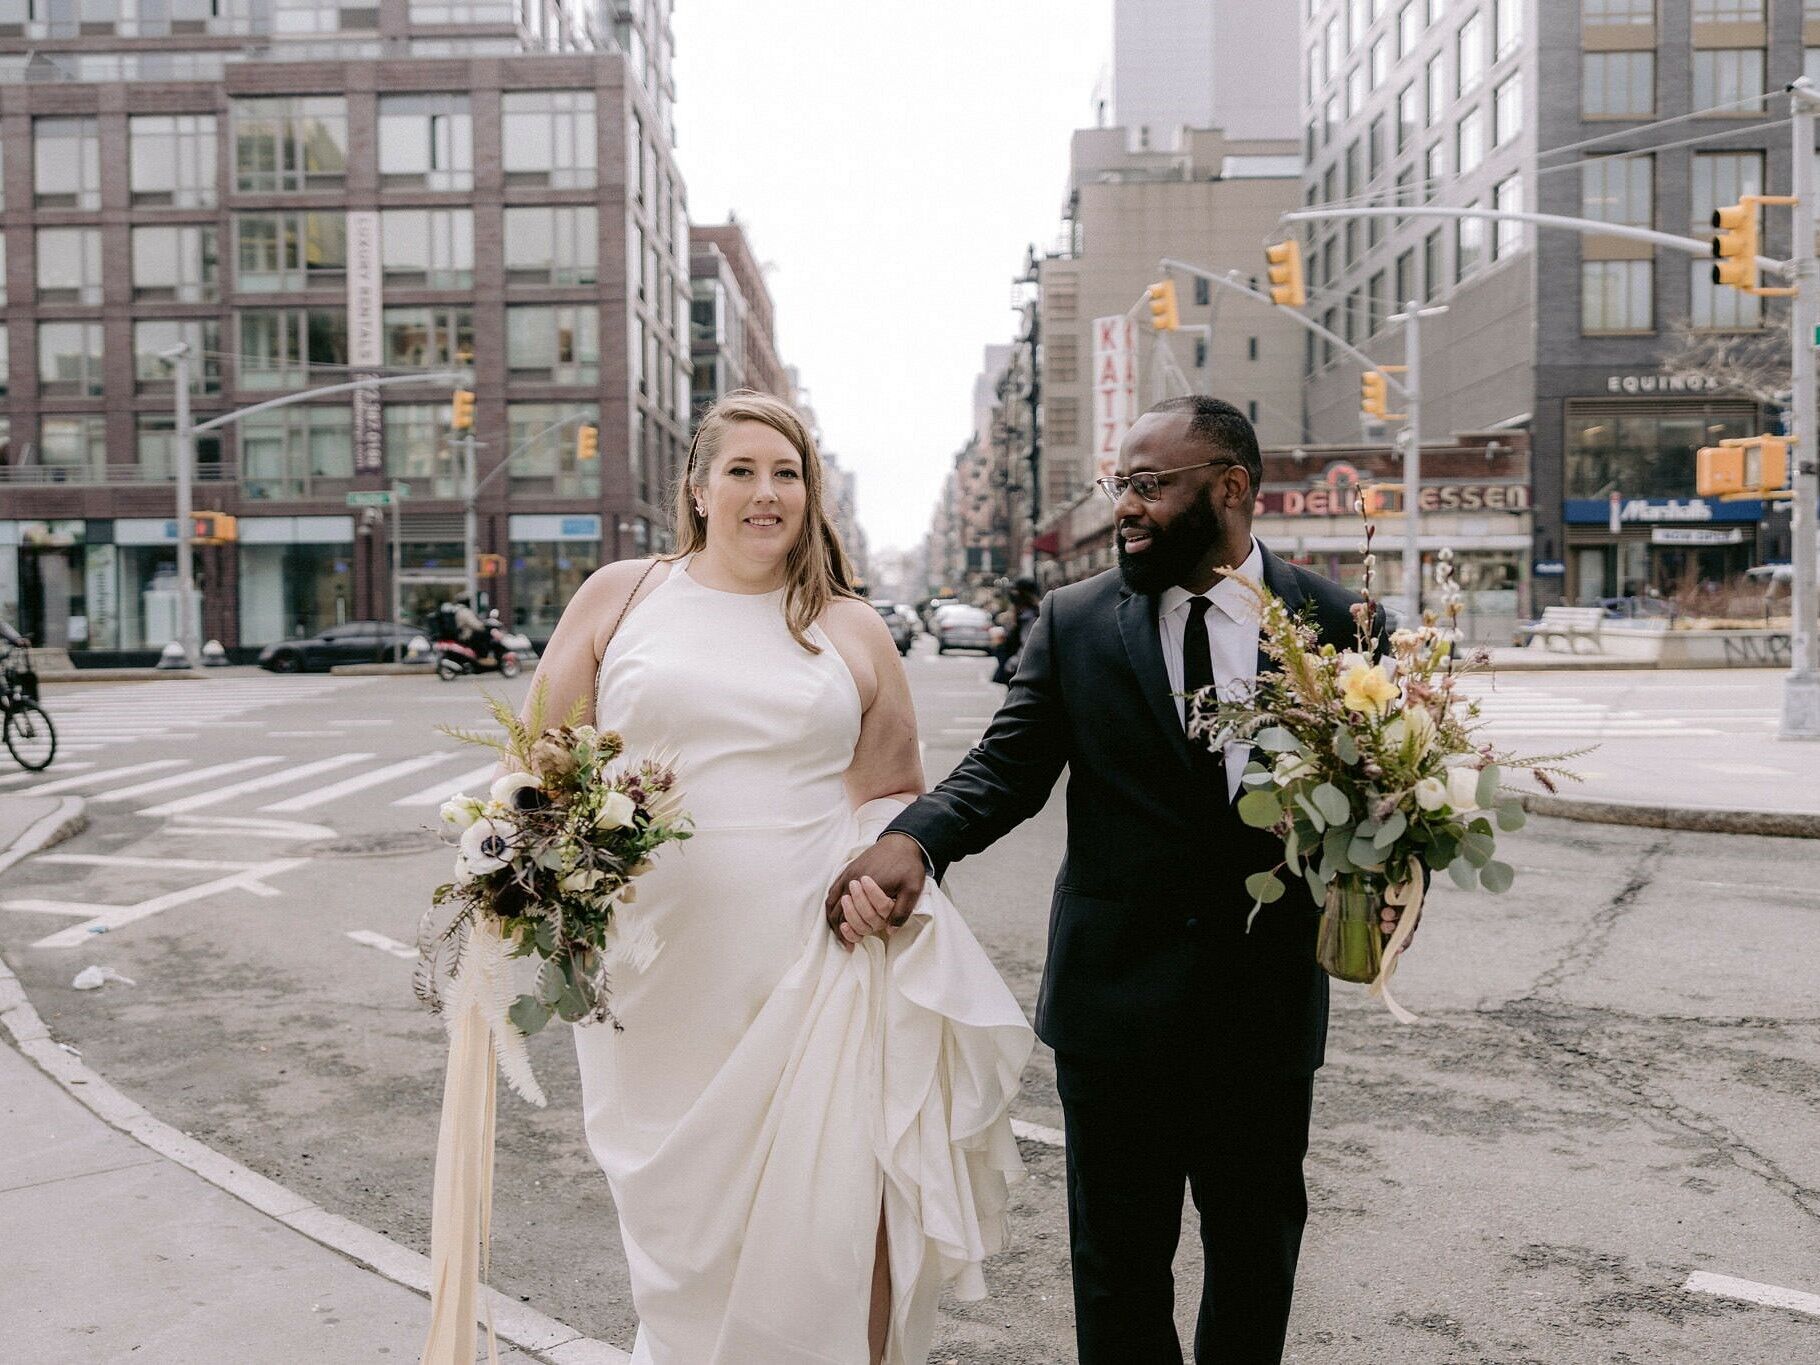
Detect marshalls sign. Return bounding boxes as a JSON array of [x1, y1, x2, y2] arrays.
[[1093, 315, 1138, 480]]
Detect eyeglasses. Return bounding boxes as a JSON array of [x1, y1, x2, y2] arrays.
[[1094, 459, 1238, 504]]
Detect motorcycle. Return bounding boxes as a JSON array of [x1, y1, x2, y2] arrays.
[[433, 629, 522, 681]]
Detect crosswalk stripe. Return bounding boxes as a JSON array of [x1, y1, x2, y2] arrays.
[[94, 757, 282, 802], [17, 760, 189, 795], [0, 762, 97, 787], [392, 762, 500, 807], [260, 752, 457, 812], [137, 753, 377, 816]]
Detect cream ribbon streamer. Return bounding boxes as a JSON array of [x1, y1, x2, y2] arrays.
[[1368, 857, 1425, 1025], [421, 919, 505, 1365]]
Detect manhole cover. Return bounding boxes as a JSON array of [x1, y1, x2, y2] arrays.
[[303, 830, 441, 859]]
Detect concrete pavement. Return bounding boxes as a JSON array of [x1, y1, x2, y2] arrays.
[[0, 791, 626, 1365]]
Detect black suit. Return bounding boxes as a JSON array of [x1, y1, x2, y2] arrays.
[[887, 544, 1387, 1364]]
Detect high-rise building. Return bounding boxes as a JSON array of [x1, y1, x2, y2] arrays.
[[0, 0, 692, 656], [1113, 0, 1302, 142], [1301, 0, 1799, 607], [689, 216, 790, 419]]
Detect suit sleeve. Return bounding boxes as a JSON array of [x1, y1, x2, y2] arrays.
[[884, 594, 1070, 878]]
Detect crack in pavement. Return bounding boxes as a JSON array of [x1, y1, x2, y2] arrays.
[[1525, 836, 1668, 1000]]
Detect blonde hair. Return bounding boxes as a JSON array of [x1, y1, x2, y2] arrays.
[[672, 390, 857, 652]]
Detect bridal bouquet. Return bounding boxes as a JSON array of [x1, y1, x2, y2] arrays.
[[415, 684, 690, 1105], [1190, 514, 1583, 1021]]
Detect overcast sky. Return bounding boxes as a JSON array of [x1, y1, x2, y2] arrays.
[[671, 0, 1112, 554]]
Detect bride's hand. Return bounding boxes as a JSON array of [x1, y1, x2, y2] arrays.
[[836, 876, 897, 948]]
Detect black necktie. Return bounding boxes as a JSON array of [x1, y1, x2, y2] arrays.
[[1182, 597, 1226, 792]]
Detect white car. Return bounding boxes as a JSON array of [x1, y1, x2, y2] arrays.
[[933, 604, 997, 655]]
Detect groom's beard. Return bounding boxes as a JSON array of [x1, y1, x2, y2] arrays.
[[1116, 492, 1221, 596]]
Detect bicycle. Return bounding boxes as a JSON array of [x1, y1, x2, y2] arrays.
[[0, 624, 56, 772]]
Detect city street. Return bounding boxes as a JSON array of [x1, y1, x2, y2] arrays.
[[3, 653, 1819, 1362]]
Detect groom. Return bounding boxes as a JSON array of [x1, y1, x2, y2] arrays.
[[828, 396, 1393, 1363]]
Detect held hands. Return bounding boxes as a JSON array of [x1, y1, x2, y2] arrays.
[[823, 833, 927, 951]]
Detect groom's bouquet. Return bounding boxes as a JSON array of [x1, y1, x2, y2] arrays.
[[1190, 508, 1584, 1020], [415, 683, 690, 1105]]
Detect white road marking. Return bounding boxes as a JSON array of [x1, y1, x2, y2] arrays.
[[94, 757, 281, 802], [1683, 1271, 1820, 1318], [347, 930, 418, 960], [0, 761, 107, 791], [7, 856, 310, 948], [35, 853, 267, 871], [162, 815, 336, 841], [260, 751, 456, 812], [1011, 1118, 1065, 1148], [137, 753, 376, 816], [1696, 762, 1798, 778], [268, 730, 346, 738], [391, 762, 499, 807]]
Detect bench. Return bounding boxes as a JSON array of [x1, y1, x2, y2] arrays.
[[1519, 605, 1605, 654]]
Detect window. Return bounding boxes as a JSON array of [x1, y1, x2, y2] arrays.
[[1324, 95, 1340, 146], [36, 228, 103, 304], [1345, 220, 1359, 267], [508, 402, 601, 498], [129, 115, 216, 207], [133, 319, 220, 393], [1423, 229, 1442, 300], [1348, 0, 1365, 47], [1368, 116, 1385, 180], [34, 117, 101, 209], [1398, 3, 1417, 56], [1456, 14, 1484, 94], [382, 404, 459, 496], [1565, 404, 1753, 499], [1693, 0, 1763, 18], [1582, 155, 1653, 227], [407, 0, 513, 19], [1320, 308, 1336, 365], [1424, 141, 1445, 199], [1345, 140, 1362, 197], [236, 211, 347, 292], [506, 305, 599, 382], [382, 306, 474, 368], [1493, 74, 1522, 146], [1584, 0, 1653, 19], [1396, 165, 1415, 222], [1693, 50, 1765, 109], [1192, 277, 1210, 306], [237, 308, 349, 388], [1692, 152, 1764, 329], [38, 322, 104, 395], [1325, 15, 1342, 77], [233, 97, 347, 192], [1493, 174, 1523, 258], [1426, 52, 1445, 125], [380, 208, 474, 288], [1456, 208, 1485, 281], [1426, 0, 1442, 20], [1457, 108, 1484, 174], [1396, 247, 1416, 304], [1808, 48, 1820, 87], [502, 206, 598, 285], [1494, 0, 1520, 57], [1347, 63, 1367, 116], [1307, 46, 1323, 103], [1397, 83, 1418, 150], [136, 416, 224, 483], [377, 94, 472, 190], [501, 90, 596, 189], [240, 406, 354, 501], [1370, 36, 1388, 88], [1582, 260, 1652, 332], [1368, 270, 1387, 334], [40, 417, 108, 479], [1692, 262, 1761, 329], [1344, 290, 1360, 343], [132, 226, 218, 302], [1583, 52, 1654, 117]]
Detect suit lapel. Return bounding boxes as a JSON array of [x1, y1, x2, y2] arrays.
[[1254, 543, 1305, 684], [1116, 587, 1201, 769]]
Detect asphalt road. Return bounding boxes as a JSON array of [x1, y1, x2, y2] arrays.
[[4, 653, 1819, 1362]]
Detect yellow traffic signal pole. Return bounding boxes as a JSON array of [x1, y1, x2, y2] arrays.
[[160, 347, 468, 669]]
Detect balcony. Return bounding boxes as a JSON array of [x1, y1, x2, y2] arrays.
[[0, 462, 237, 486]]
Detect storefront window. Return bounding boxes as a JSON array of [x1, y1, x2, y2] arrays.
[[238, 542, 352, 644], [509, 539, 598, 637], [1564, 404, 1755, 498]]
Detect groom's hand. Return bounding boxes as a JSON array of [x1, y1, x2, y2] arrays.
[[825, 834, 927, 950]]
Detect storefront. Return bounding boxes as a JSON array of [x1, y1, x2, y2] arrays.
[[237, 516, 355, 646], [1, 518, 204, 654], [1561, 496, 1764, 603], [508, 513, 601, 640]]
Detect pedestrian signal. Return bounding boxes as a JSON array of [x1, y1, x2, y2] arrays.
[[1264, 241, 1306, 307], [1696, 435, 1791, 498], [191, 511, 237, 545], [477, 553, 506, 577], [1146, 280, 1180, 332]]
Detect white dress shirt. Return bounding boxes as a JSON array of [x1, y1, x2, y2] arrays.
[[1158, 538, 1263, 802]]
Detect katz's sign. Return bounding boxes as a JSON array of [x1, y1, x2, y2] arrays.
[[1259, 482, 1530, 517]]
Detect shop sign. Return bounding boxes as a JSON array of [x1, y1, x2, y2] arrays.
[[1533, 560, 1567, 576], [1259, 482, 1529, 517], [18, 520, 83, 547], [347, 210, 384, 476], [1602, 373, 1723, 395], [1650, 527, 1747, 546], [1563, 497, 1762, 524], [1091, 315, 1138, 481]]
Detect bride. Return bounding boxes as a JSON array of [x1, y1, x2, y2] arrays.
[[519, 390, 1033, 1364]]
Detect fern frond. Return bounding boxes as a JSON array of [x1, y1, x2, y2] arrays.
[[435, 724, 512, 755]]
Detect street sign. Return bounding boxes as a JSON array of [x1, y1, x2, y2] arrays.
[[346, 490, 397, 507]]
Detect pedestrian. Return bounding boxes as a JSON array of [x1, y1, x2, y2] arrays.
[[829, 395, 1400, 1364], [990, 577, 1041, 687]]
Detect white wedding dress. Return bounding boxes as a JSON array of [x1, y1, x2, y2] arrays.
[[575, 559, 1034, 1364]]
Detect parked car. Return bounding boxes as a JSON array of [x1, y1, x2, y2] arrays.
[[921, 596, 959, 631], [872, 601, 914, 655], [933, 604, 996, 655], [258, 622, 426, 673]]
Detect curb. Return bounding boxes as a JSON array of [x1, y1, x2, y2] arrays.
[[1521, 791, 1820, 840], [330, 662, 438, 676], [38, 669, 210, 683], [0, 799, 628, 1365]]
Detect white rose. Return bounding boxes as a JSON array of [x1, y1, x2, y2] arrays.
[[559, 867, 604, 893], [1272, 753, 1315, 786], [490, 771, 543, 810], [1413, 776, 1448, 811], [458, 814, 519, 874], [1446, 766, 1482, 812], [595, 790, 638, 830], [438, 796, 481, 838]]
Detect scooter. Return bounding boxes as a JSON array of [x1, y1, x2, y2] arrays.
[[433, 632, 522, 680]]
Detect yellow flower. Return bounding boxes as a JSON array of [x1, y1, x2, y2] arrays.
[[1339, 660, 1399, 716]]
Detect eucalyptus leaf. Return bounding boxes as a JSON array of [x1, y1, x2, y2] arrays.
[[1462, 828, 1496, 867], [1237, 789, 1284, 830], [535, 957, 567, 1005], [508, 993, 552, 1037], [1480, 859, 1515, 893], [1475, 763, 1502, 811], [1496, 799, 1527, 832], [1448, 859, 1479, 891], [533, 918, 557, 956], [1348, 835, 1386, 871], [1430, 834, 1460, 868], [1334, 729, 1360, 765], [1373, 809, 1408, 849], [1245, 871, 1286, 904], [1254, 726, 1300, 753], [1285, 826, 1301, 875], [1294, 792, 1327, 834], [1312, 782, 1352, 826], [554, 979, 592, 1023], [1305, 864, 1327, 903], [1241, 767, 1276, 787]]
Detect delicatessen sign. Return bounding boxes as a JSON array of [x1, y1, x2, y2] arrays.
[[1258, 483, 1530, 517]]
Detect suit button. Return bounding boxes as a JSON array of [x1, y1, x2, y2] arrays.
[[1185, 917, 1202, 931]]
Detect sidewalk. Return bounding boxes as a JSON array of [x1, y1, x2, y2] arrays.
[[0, 794, 626, 1365]]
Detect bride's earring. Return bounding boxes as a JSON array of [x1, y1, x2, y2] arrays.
[[694, 502, 707, 519]]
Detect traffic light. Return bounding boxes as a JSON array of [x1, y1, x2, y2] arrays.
[[1361, 370, 1390, 419], [1711, 195, 1798, 296], [477, 553, 506, 577], [575, 424, 599, 461], [1146, 280, 1180, 331], [1264, 240, 1306, 307], [450, 389, 476, 430], [1696, 434, 1791, 498], [190, 511, 237, 545]]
